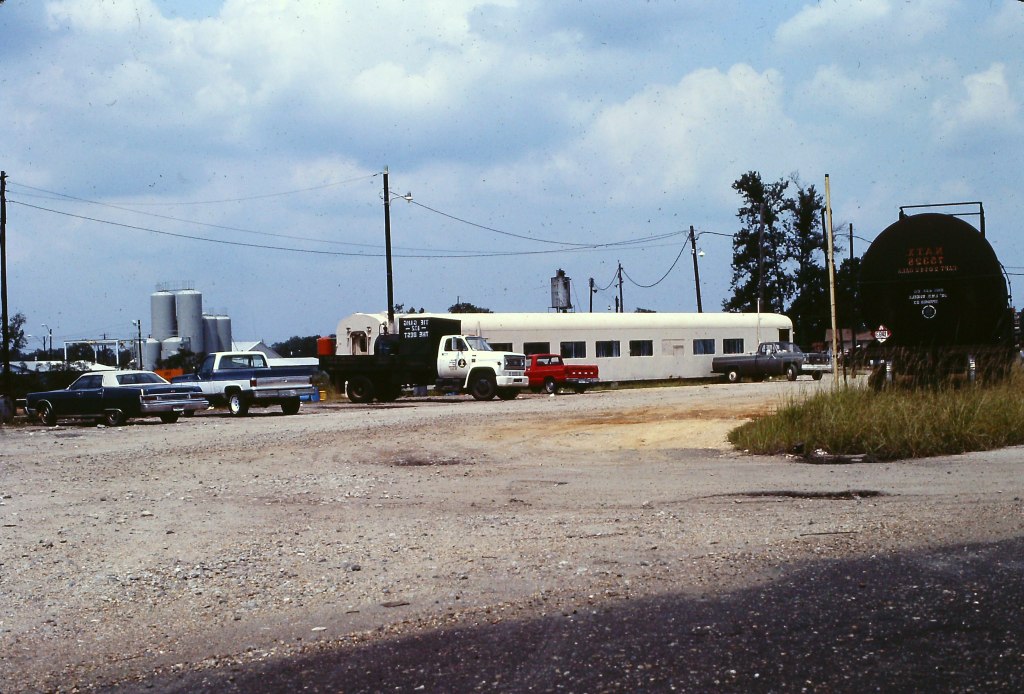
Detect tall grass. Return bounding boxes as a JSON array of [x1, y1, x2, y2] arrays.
[[729, 371, 1024, 459]]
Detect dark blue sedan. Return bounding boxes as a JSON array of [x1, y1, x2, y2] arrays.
[[26, 370, 208, 426]]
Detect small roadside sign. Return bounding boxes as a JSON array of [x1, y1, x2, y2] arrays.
[[874, 325, 891, 343]]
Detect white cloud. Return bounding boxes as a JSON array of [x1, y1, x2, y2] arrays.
[[933, 63, 1020, 135], [571, 65, 800, 205], [776, 0, 954, 48]]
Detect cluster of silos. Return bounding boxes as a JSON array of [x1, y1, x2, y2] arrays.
[[143, 287, 232, 369]]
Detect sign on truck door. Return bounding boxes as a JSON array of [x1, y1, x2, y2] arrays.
[[438, 336, 471, 380]]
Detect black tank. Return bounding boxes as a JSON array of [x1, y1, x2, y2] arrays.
[[859, 213, 1011, 349]]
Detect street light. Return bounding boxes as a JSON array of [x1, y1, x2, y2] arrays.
[[41, 323, 52, 354]]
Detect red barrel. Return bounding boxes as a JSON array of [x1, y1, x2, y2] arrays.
[[317, 336, 337, 356]]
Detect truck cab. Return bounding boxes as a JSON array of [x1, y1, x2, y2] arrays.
[[436, 333, 527, 399]]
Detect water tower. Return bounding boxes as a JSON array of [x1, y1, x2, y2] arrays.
[[550, 269, 573, 312]]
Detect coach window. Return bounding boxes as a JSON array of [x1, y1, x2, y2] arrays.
[[693, 339, 715, 355], [560, 341, 587, 359], [628, 340, 653, 357], [723, 338, 744, 354], [523, 342, 550, 355], [596, 340, 620, 358]]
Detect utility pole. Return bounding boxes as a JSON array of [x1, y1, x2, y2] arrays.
[[588, 277, 595, 313], [825, 174, 840, 385], [383, 167, 395, 333], [617, 262, 624, 313], [1, 170, 11, 419], [689, 225, 703, 313]]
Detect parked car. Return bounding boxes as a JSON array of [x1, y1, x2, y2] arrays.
[[525, 353, 600, 394], [26, 370, 208, 426], [711, 342, 831, 383]]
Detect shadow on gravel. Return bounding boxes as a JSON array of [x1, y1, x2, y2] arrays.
[[115, 538, 1024, 693]]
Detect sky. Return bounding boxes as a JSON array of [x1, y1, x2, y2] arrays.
[[1, 0, 1022, 348]]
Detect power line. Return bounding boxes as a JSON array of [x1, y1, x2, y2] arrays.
[[10, 199, 687, 260]]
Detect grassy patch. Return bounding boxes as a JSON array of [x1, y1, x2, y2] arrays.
[[729, 373, 1024, 460]]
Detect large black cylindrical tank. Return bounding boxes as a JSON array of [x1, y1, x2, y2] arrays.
[[859, 213, 1011, 349]]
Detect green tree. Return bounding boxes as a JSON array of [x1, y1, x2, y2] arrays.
[[784, 182, 829, 347], [723, 172, 792, 314], [448, 301, 492, 313], [271, 335, 320, 357], [4, 311, 28, 359]]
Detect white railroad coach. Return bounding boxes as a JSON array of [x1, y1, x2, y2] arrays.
[[335, 311, 793, 383]]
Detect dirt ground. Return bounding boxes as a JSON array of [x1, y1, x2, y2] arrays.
[[1, 379, 1023, 692]]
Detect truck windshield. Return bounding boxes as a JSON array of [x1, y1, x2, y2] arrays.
[[464, 336, 493, 351]]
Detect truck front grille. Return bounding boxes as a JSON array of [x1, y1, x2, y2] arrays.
[[504, 355, 526, 371]]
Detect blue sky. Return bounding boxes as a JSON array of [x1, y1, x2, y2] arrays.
[[1, 0, 1021, 346]]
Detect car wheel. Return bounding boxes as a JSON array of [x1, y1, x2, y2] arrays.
[[104, 410, 126, 427], [37, 402, 57, 426], [786, 364, 799, 381], [159, 412, 180, 424], [227, 392, 249, 416], [346, 376, 375, 404], [470, 373, 497, 401], [543, 377, 557, 394], [573, 386, 587, 394], [812, 371, 823, 381], [727, 369, 741, 383], [281, 398, 301, 415]]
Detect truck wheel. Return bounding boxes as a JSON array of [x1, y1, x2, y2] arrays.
[[786, 364, 799, 381], [104, 410, 127, 427], [346, 376, 375, 404], [281, 398, 301, 415], [159, 412, 180, 424], [496, 388, 519, 400], [812, 371, 823, 381], [470, 373, 497, 401], [727, 369, 742, 383], [37, 402, 57, 426], [227, 392, 250, 416], [543, 377, 558, 394]]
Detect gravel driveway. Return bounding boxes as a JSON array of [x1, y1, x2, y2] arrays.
[[1, 380, 1022, 692]]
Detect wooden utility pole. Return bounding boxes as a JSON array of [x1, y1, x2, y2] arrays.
[[689, 225, 703, 313], [617, 262, 624, 313], [383, 167, 395, 333], [1, 171, 10, 398], [825, 174, 840, 385]]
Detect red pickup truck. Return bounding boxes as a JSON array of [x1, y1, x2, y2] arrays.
[[525, 354, 599, 394]]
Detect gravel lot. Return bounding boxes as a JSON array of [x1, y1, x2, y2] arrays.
[[1, 379, 1023, 692]]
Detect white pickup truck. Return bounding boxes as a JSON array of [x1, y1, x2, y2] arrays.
[[172, 351, 317, 415]]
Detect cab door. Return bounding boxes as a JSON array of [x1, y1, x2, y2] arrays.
[[437, 336, 471, 380]]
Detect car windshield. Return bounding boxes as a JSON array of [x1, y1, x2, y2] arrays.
[[464, 336, 493, 351], [115, 372, 169, 385]]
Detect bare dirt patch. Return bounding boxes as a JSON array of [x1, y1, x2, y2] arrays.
[[1, 381, 1022, 692]]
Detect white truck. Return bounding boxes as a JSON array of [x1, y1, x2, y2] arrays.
[[319, 316, 528, 403], [172, 351, 317, 415]]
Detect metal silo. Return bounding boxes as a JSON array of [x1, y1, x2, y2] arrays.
[[151, 291, 177, 341], [216, 315, 233, 352], [202, 315, 220, 353], [143, 338, 162, 370], [161, 337, 184, 362], [175, 289, 204, 354]]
